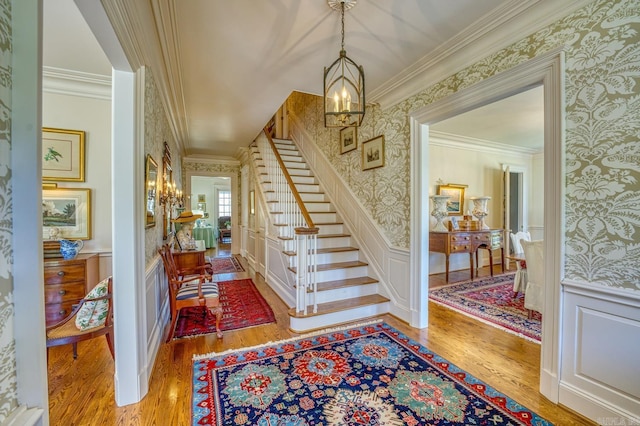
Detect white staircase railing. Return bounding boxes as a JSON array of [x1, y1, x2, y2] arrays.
[[256, 128, 318, 314]]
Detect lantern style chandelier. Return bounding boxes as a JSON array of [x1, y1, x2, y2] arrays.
[[324, 0, 365, 128]]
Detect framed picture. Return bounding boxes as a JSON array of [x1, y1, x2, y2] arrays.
[[437, 183, 467, 215], [249, 190, 255, 215], [340, 127, 357, 154], [362, 135, 385, 171], [42, 127, 85, 182], [145, 155, 158, 228], [42, 188, 91, 240], [197, 194, 206, 203], [197, 202, 207, 212]]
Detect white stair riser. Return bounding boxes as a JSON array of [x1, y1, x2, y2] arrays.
[[290, 175, 316, 184], [314, 266, 368, 282], [300, 193, 327, 202], [316, 224, 344, 234], [279, 154, 303, 162], [289, 302, 390, 333], [284, 161, 307, 169], [317, 236, 352, 249], [310, 212, 337, 223], [290, 250, 359, 265], [311, 283, 379, 304], [304, 202, 333, 212], [287, 169, 314, 177], [295, 183, 320, 193]]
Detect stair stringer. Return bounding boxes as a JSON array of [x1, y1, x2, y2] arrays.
[[288, 115, 413, 324]]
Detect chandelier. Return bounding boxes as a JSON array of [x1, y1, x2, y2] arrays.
[[324, 0, 365, 127]]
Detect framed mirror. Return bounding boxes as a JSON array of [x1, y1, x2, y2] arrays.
[[145, 154, 158, 228]]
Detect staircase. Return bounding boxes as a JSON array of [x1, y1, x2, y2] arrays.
[[251, 137, 389, 332]]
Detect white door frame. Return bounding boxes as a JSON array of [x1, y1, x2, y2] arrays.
[[410, 47, 566, 401]]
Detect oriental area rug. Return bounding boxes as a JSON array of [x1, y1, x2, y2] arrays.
[[207, 256, 244, 274], [429, 273, 542, 342], [192, 321, 551, 425], [174, 278, 275, 339]]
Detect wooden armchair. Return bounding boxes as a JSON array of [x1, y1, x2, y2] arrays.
[[46, 276, 114, 360], [158, 244, 223, 342]]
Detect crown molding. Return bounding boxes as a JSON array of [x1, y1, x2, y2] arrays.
[[370, 0, 594, 109], [429, 130, 540, 156], [42, 66, 111, 100]]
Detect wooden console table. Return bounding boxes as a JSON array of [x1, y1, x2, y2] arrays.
[[172, 248, 207, 276], [429, 229, 505, 283]]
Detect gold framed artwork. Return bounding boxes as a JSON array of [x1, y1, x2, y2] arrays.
[[42, 187, 91, 240], [197, 194, 206, 203], [197, 202, 207, 212], [340, 126, 357, 154], [145, 155, 158, 228], [42, 127, 85, 182], [437, 183, 467, 215], [362, 135, 385, 170]]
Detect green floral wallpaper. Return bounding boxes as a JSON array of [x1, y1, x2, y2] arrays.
[[288, 0, 640, 290], [0, 0, 17, 420], [144, 67, 182, 266]]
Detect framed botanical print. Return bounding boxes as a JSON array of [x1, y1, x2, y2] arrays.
[[42, 127, 85, 182]]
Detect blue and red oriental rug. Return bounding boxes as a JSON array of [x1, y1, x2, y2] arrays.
[[192, 321, 551, 425], [429, 273, 542, 342]]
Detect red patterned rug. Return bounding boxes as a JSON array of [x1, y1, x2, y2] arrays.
[[208, 256, 244, 274], [174, 278, 275, 338], [429, 273, 542, 342]]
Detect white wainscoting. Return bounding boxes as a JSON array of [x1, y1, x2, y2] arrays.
[[255, 229, 266, 277], [289, 117, 412, 323], [560, 280, 640, 424], [265, 236, 296, 308], [143, 255, 169, 388]]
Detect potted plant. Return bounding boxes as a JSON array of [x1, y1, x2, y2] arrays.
[[224, 220, 231, 229]]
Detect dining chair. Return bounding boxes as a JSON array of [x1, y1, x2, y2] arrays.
[[158, 244, 223, 342], [521, 239, 544, 318], [46, 276, 114, 360], [510, 231, 531, 297]]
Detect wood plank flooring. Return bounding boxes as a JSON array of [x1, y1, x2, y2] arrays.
[[47, 256, 594, 425]]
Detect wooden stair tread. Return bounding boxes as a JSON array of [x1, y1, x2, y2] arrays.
[[282, 246, 359, 257], [315, 276, 379, 291], [289, 260, 368, 273], [317, 233, 351, 238], [288, 294, 389, 318]]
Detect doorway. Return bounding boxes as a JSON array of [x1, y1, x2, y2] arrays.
[[411, 48, 566, 401]]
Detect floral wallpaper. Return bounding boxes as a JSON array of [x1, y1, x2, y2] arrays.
[[288, 0, 640, 290], [0, 0, 17, 420], [144, 67, 182, 266]]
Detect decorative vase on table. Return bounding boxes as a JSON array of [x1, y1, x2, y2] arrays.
[[430, 195, 450, 232], [470, 196, 491, 230], [59, 239, 84, 260]]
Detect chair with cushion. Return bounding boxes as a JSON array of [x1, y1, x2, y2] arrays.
[[521, 239, 544, 318], [218, 215, 231, 243], [158, 244, 223, 342], [510, 231, 531, 297], [46, 276, 114, 360]]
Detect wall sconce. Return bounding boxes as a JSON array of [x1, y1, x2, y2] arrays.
[[159, 180, 184, 208]]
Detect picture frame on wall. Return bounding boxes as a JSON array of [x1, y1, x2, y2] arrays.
[[197, 202, 207, 212], [145, 155, 158, 228], [197, 194, 206, 203], [42, 187, 91, 240], [340, 127, 357, 154], [362, 135, 385, 170], [249, 190, 255, 215], [437, 183, 467, 215], [42, 127, 86, 182]]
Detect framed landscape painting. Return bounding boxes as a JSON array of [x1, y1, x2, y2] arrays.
[[362, 135, 385, 170], [42, 188, 91, 240], [340, 127, 357, 154], [437, 183, 467, 215], [42, 127, 85, 182]]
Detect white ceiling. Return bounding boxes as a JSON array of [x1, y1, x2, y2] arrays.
[[43, 0, 551, 157]]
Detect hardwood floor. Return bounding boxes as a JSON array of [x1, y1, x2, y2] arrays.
[[47, 257, 593, 425]]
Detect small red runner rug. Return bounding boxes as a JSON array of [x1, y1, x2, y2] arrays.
[[208, 256, 244, 274], [174, 278, 275, 338], [429, 273, 542, 342]]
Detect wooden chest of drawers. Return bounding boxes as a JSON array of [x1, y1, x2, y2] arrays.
[[43, 253, 99, 325]]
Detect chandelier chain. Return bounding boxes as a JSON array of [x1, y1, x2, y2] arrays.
[[341, 2, 345, 51]]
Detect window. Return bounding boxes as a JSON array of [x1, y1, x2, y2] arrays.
[[218, 190, 231, 217]]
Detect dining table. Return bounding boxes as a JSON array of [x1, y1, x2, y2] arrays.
[[192, 226, 217, 248]]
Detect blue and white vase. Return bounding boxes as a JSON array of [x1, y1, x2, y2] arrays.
[[60, 239, 84, 259]]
